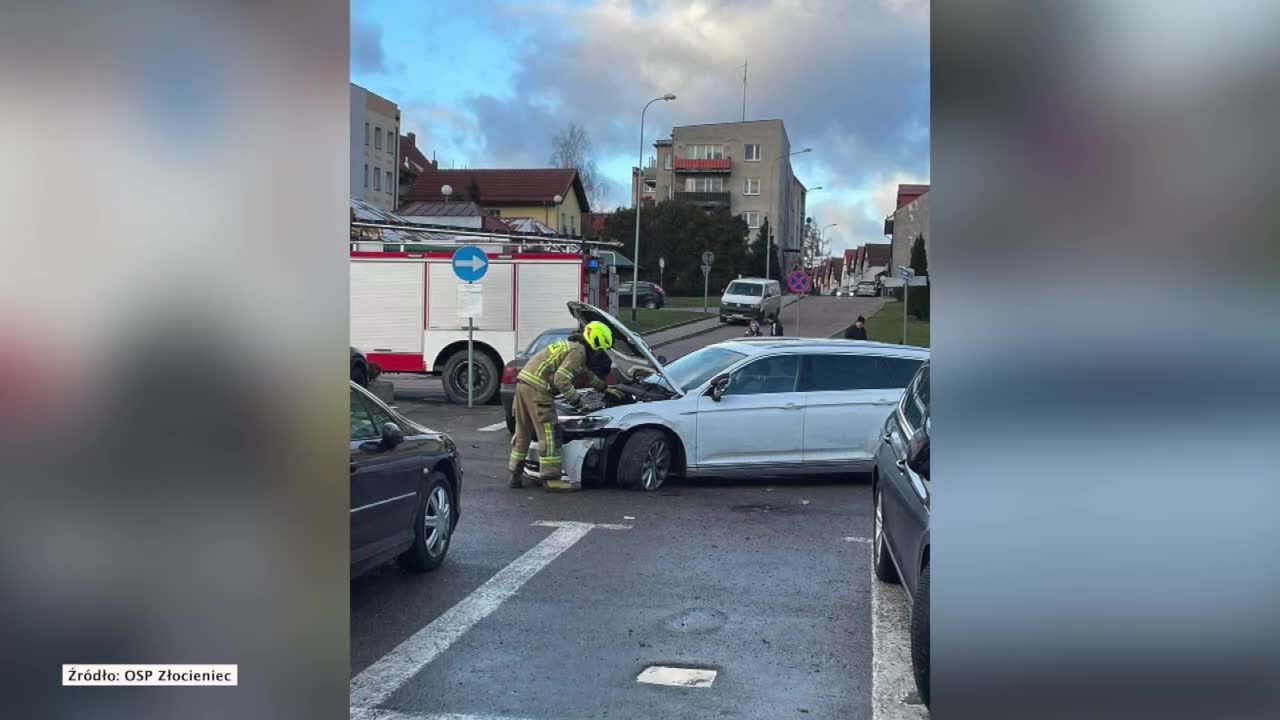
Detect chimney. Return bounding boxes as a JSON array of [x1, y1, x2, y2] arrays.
[[407, 132, 416, 148]]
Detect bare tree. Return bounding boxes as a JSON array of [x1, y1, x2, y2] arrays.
[[550, 122, 607, 210], [800, 217, 830, 270]]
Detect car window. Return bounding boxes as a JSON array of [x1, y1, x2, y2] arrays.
[[801, 354, 924, 391], [663, 346, 746, 391], [350, 387, 379, 441], [527, 330, 571, 355], [727, 355, 800, 395], [726, 282, 763, 297], [900, 365, 929, 433], [361, 391, 394, 428]]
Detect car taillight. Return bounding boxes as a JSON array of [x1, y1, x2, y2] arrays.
[[501, 364, 519, 385]]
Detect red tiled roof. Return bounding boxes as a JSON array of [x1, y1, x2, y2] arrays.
[[896, 184, 929, 209], [397, 200, 512, 232], [863, 243, 892, 266], [403, 167, 590, 211], [844, 248, 857, 265], [399, 133, 435, 176]]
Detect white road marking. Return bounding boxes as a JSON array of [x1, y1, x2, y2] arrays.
[[351, 521, 615, 710], [532, 520, 632, 531], [477, 421, 507, 432], [636, 666, 718, 688], [871, 574, 929, 719], [844, 536, 874, 543]]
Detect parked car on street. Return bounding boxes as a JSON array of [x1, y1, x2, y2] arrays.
[[539, 302, 927, 490], [616, 280, 666, 309], [854, 281, 880, 297], [350, 381, 462, 578], [872, 361, 931, 706], [719, 278, 782, 323]]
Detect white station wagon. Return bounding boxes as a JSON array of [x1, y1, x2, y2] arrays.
[[538, 302, 929, 490]]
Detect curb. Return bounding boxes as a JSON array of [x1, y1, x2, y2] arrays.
[[649, 295, 802, 349], [638, 313, 717, 338]]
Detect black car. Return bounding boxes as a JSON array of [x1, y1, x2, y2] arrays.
[[350, 381, 462, 578], [500, 328, 574, 433], [872, 361, 931, 706], [616, 281, 666, 309]]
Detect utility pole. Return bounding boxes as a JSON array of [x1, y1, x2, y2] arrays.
[[742, 60, 747, 121]]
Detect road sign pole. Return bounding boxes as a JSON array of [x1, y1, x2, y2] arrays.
[[796, 293, 801, 337], [467, 314, 474, 408], [903, 283, 909, 345], [703, 271, 709, 313]]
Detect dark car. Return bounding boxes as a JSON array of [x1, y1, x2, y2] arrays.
[[350, 381, 462, 578], [872, 361, 931, 706], [500, 327, 617, 433], [616, 280, 666, 309]]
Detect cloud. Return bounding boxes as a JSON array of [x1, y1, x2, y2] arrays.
[[351, 19, 389, 74]]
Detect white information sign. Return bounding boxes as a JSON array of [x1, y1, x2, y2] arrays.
[[458, 283, 483, 319]]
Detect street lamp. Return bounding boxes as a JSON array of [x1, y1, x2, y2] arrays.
[[766, 147, 811, 282], [633, 92, 677, 321], [553, 193, 563, 235], [441, 184, 453, 204], [821, 223, 838, 287]]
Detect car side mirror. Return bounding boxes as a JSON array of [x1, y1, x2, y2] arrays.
[[906, 426, 929, 480], [709, 375, 730, 402], [381, 421, 405, 449]]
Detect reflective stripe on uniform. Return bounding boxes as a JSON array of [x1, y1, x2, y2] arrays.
[[541, 422, 556, 457]]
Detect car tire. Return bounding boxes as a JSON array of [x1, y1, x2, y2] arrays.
[[718, 314, 727, 323], [398, 470, 455, 573], [911, 562, 931, 707], [506, 413, 516, 434], [441, 350, 499, 405], [618, 428, 673, 491], [351, 362, 369, 388], [645, 299, 658, 309], [873, 486, 901, 583]]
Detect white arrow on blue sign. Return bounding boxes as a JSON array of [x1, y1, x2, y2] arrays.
[[452, 245, 489, 282], [898, 267, 914, 280]]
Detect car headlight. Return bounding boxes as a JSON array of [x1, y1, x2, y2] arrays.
[[563, 415, 612, 431]]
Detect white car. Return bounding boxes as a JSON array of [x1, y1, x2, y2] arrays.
[[543, 302, 929, 490]]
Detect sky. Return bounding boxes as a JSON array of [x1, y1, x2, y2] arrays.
[[351, 0, 929, 256]]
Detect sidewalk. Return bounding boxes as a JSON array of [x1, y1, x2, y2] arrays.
[[644, 295, 800, 348]]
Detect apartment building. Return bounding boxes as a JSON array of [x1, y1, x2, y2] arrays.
[[350, 83, 400, 211], [633, 119, 807, 274]]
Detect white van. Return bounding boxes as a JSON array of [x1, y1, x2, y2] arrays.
[[719, 277, 782, 323]]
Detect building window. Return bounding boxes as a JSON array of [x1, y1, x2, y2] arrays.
[[643, 180, 656, 193], [560, 213, 567, 233], [663, 153, 672, 170], [363, 164, 368, 188], [374, 127, 382, 150], [685, 177, 724, 192], [365, 122, 369, 146], [745, 143, 761, 161], [374, 166, 381, 191], [385, 171, 393, 194], [744, 178, 761, 195], [743, 211, 762, 228], [387, 130, 394, 154], [490, 209, 501, 217], [686, 144, 725, 160]]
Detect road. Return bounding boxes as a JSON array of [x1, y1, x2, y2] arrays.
[[654, 295, 885, 359], [351, 295, 925, 720]]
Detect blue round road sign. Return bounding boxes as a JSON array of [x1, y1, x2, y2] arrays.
[[788, 270, 811, 293], [452, 245, 489, 283]]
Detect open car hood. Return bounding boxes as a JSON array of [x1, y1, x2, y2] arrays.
[[566, 301, 681, 396]]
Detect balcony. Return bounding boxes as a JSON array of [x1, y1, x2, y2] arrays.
[[674, 157, 733, 173], [674, 191, 731, 206]]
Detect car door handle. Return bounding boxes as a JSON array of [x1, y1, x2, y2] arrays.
[[782, 403, 802, 411]]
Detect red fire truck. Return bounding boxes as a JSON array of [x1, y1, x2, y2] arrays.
[[350, 220, 619, 405]]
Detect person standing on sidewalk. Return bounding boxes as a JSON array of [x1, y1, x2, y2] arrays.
[[845, 316, 868, 340], [768, 313, 785, 337]]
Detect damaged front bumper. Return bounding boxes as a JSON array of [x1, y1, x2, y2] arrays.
[[522, 398, 622, 488]]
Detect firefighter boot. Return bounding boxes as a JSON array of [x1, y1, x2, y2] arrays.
[[542, 474, 579, 493], [508, 466, 524, 489]]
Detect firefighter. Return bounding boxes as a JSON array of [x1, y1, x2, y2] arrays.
[[508, 320, 615, 492]]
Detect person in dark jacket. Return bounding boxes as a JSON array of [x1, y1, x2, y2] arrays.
[[845, 315, 868, 340], [768, 313, 784, 337]]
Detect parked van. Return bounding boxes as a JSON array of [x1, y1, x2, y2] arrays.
[[719, 278, 782, 323]]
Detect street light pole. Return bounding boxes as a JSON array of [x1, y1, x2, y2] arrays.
[[633, 93, 677, 322], [766, 147, 811, 282]]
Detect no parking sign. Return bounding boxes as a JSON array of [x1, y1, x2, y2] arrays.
[[787, 270, 811, 294]]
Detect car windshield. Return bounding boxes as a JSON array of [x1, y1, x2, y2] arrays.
[[527, 330, 571, 355], [725, 282, 763, 297], [660, 346, 747, 391]]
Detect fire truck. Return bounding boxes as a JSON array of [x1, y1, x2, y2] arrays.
[[350, 216, 621, 405]]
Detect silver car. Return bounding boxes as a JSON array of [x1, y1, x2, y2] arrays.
[[545, 302, 929, 490]]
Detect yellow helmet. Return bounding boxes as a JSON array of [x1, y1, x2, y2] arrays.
[[583, 321, 614, 351]]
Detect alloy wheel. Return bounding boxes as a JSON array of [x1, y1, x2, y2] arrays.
[[641, 439, 670, 490], [424, 485, 452, 557]]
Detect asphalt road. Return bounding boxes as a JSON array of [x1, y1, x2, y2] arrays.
[[655, 295, 886, 359], [352, 298, 925, 720]]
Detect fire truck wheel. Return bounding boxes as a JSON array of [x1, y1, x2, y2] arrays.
[[442, 350, 499, 405]]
